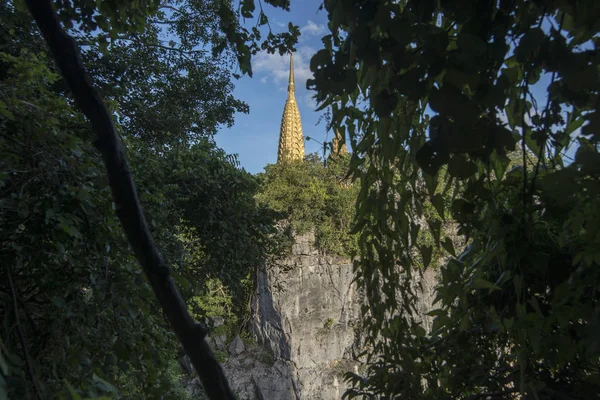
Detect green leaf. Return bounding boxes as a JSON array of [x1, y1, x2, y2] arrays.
[[513, 275, 523, 298], [451, 199, 475, 220], [448, 154, 477, 179], [528, 325, 542, 354], [524, 126, 541, 155], [0, 100, 14, 119], [515, 28, 545, 63], [92, 374, 119, 394], [310, 49, 331, 73], [428, 219, 441, 243], [457, 32, 487, 56], [441, 237, 455, 257], [502, 66, 523, 84], [426, 309, 445, 317], [472, 278, 500, 291], [0, 350, 9, 376], [410, 222, 420, 246], [582, 111, 600, 138], [258, 12, 268, 26], [491, 151, 510, 180], [565, 116, 585, 136], [417, 142, 448, 176], [459, 314, 470, 331], [126, 303, 140, 319], [575, 146, 600, 174], [423, 170, 438, 198], [240, 0, 255, 18], [65, 381, 82, 400], [414, 325, 427, 338], [444, 68, 479, 90], [431, 194, 445, 220], [503, 317, 514, 331], [0, 375, 7, 400], [421, 245, 433, 268]]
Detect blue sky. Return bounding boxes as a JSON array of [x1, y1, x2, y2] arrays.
[[214, 4, 580, 174], [215, 0, 329, 174]]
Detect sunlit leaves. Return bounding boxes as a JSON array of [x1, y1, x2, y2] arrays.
[[255, 154, 359, 257], [430, 194, 445, 220], [211, 0, 299, 77]]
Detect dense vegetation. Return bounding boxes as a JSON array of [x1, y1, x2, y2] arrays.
[[0, 1, 279, 398], [2, 0, 599, 399], [303, 1, 600, 399], [256, 153, 359, 257]]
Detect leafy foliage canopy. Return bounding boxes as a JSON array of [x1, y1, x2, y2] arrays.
[[302, 0, 600, 398], [256, 153, 359, 257], [0, 1, 279, 398]]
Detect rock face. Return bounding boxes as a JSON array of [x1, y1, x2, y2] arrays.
[[250, 231, 362, 399], [187, 347, 296, 400], [187, 231, 439, 399], [228, 336, 246, 356]]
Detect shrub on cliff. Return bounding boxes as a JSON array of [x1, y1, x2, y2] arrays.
[[256, 153, 359, 257]]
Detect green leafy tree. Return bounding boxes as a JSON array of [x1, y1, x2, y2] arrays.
[[0, 1, 280, 398], [302, 0, 600, 399], [0, 46, 181, 399], [256, 153, 359, 257]]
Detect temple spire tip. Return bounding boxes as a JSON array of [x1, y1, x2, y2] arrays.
[[288, 52, 295, 92], [277, 51, 304, 163]]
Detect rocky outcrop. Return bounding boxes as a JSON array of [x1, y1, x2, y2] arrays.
[[250, 231, 362, 399], [187, 231, 439, 399], [187, 346, 296, 400]]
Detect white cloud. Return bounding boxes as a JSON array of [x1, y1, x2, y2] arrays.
[[253, 46, 316, 89], [304, 93, 318, 110], [301, 20, 326, 36]]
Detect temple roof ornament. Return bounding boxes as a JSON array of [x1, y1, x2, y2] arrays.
[[277, 53, 305, 163]]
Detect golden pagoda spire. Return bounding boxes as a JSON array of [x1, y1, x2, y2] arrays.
[[330, 129, 348, 157], [277, 53, 305, 163], [288, 51, 295, 92]]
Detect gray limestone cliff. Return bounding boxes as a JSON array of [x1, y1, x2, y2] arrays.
[[187, 231, 438, 399], [249, 231, 362, 399]]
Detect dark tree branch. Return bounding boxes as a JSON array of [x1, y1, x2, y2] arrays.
[[6, 265, 43, 400], [77, 34, 206, 56], [24, 1, 235, 399]]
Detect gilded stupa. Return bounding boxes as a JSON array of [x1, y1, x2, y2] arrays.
[[277, 53, 305, 163]]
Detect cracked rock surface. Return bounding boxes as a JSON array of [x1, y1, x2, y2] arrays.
[[250, 231, 362, 399], [187, 231, 438, 399]]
